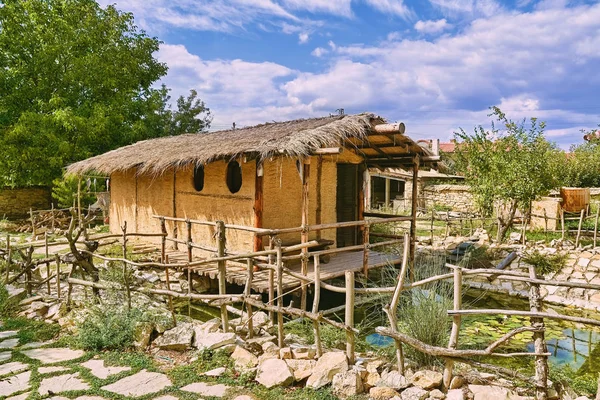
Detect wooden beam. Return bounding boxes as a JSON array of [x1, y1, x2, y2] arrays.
[[253, 160, 264, 252], [374, 122, 406, 135], [314, 147, 341, 155], [409, 155, 420, 280], [301, 160, 310, 310], [316, 156, 323, 240]]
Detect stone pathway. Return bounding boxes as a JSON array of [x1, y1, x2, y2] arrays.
[[21, 348, 85, 364], [39, 373, 90, 395], [101, 370, 172, 397]]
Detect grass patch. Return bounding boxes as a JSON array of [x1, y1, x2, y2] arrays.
[[77, 305, 145, 351], [1, 317, 60, 344], [522, 250, 568, 275]]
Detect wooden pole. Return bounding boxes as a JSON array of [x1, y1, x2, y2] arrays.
[[30, 208, 36, 237], [561, 208, 565, 240], [409, 155, 420, 280], [430, 210, 435, 245], [316, 156, 323, 240], [268, 235, 275, 325], [254, 160, 264, 251], [186, 219, 193, 261], [594, 206, 599, 248], [345, 271, 355, 364], [45, 232, 51, 295], [245, 258, 254, 339], [544, 209, 548, 241], [122, 222, 131, 310], [385, 178, 391, 209], [276, 239, 284, 348], [443, 266, 463, 388], [51, 203, 55, 233], [301, 160, 310, 310], [522, 208, 528, 246], [77, 178, 82, 231], [164, 254, 177, 326], [576, 209, 585, 247], [529, 265, 549, 400], [312, 254, 323, 357], [55, 254, 61, 299], [216, 221, 229, 332], [160, 217, 167, 263], [362, 223, 370, 276]]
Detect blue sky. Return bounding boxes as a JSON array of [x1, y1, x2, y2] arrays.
[[98, 0, 600, 149]]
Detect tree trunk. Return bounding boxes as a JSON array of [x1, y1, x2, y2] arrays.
[[498, 200, 518, 242]]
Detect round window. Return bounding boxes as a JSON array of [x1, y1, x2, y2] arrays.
[[193, 164, 204, 191], [226, 161, 242, 193]]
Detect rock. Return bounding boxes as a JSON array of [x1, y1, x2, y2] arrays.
[[401, 386, 429, 400], [446, 389, 466, 400], [195, 318, 221, 334], [306, 351, 348, 389], [285, 359, 315, 381], [232, 346, 258, 370], [22, 348, 85, 364], [364, 370, 381, 390], [410, 370, 443, 390], [101, 370, 172, 397], [261, 341, 280, 357], [0, 362, 29, 377], [20, 340, 54, 349], [181, 382, 230, 397], [449, 375, 466, 389], [0, 338, 19, 349], [0, 331, 18, 339], [332, 370, 364, 398], [203, 367, 227, 377], [509, 232, 522, 243], [429, 389, 445, 399], [29, 301, 49, 316], [81, 359, 131, 379], [469, 385, 512, 400], [279, 347, 293, 359], [194, 332, 236, 350], [247, 335, 277, 346], [291, 346, 316, 360], [369, 386, 399, 400], [378, 370, 410, 390], [256, 359, 294, 388], [39, 366, 69, 374], [134, 322, 154, 350], [38, 373, 90, 395], [154, 322, 194, 351], [0, 371, 31, 397]]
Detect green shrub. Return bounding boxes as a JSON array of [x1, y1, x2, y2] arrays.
[[77, 305, 144, 350], [522, 250, 567, 275], [550, 364, 597, 397]]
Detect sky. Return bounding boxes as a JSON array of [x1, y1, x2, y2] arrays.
[[97, 0, 600, 149]]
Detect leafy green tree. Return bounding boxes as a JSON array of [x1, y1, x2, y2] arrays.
[[561, 126, 600, 187], [454, 107, 562, 242], [0, 0, 184, 187]]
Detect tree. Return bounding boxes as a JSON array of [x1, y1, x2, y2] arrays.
[[560, 125, 600, 188], [454, 107, 562, 242], [0, 0, 209, 187]]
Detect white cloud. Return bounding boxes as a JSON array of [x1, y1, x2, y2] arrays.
[[311, 47, 329, 57], [281, 0, 353, 18], [428, 0, 504, 17], [414, 19, 451, 34], [299, 32, 310, 43], [364, 0, 413, 19]]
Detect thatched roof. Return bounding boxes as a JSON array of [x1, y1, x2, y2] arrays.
[[67, 112, 431, 176]]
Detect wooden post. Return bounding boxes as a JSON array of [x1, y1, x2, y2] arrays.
[[186, 219, 192, 261], [443, 266, 463, 388], [529, 265, 549, 400], [385, 178, 391, 209], [187, 265, 191, 318], [594, 206, 599, 248], [544, 209, 548, 241], [430, 210, 435, 245], [216, 221, 229, 332], [522, 209, 528, 246], [362, 223, 370, 276], [245, 258, 254, 339], [160, 217, 167, 263], [316, 156, 323, 240], [268, 235, 276, 325], [301, 160, 310, 310], [45, 232, 51, 295], [561, 208, 566, 240], [276, 239, 284, 348], [345, 271, 355, 364], [409, 155, 420, 280], [576, 209, 585, 248], [51, 203, 55, 233], [254, 160, 264, 251], [55, 254, 61, 299], [122, 222, 131, 310], [77, 178, 82, 230], [312, 254, 323, 357], [164, 254, 177, 326], [30, 208, 36, 237]]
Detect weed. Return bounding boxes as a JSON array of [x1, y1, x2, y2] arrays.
[[77, 305, 145, 350], [521, 250, 567, 275]]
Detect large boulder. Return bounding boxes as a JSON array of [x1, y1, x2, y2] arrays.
[[255, 359, 294, 388], [306, 351, 349, 389], [285, 359, 315, 381], [332, 370, 364, 398], [378, 370, 410, 390], [468, 385, 514, 400], [410, 370, 443, 390], [369, 386, 399, 400], [400, 386, 429, 400], [153, 322, 194, 351], [231, 346, 258, 370], [194, 332, 236, 351]]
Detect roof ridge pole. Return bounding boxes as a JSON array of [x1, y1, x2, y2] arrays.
[[409, 154, 420, 282]]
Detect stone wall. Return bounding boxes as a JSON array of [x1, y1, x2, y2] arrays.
[[422, 184, 475, 213], [0, 186, 52, 219]]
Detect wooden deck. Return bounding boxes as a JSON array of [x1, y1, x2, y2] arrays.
[[164, 249, 402, 293]]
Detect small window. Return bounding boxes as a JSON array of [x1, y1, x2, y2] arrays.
[[193, 164, 205, 191], [226, 161, 242, 193]]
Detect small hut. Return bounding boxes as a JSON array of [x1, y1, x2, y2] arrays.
[[68, 113, 437, 276]]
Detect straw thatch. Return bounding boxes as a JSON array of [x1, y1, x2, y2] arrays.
[[67, 113, 391, 176]]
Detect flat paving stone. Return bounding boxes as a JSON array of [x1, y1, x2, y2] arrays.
[[0, 371, 31, 397], [0, 362, 29, 377], [76, 396, 108, 400], [39, 366, 70, 374], [5, 391, 30, 400], [153, 396, 179, 400], [0, 331, 18, 339], [101, 370, 172, 397], [39, 373, 90, 395], [0, 338, 19, 349], [181, 382, 230, 398], [81, 359, 131, 379], [21, 340, 54, 349], [22, 348, 85, 364], [0, 351, 11, 362]]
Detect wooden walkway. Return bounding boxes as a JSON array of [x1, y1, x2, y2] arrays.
[[164, 249, 402, 293]]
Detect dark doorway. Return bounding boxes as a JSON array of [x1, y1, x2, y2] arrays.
[[336, 164, 360, 247]]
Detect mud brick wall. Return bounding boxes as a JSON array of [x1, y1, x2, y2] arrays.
[[0, 187, 52, 219]]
